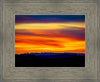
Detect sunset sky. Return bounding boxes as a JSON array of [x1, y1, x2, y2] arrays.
[[15, 15, 85, 54]]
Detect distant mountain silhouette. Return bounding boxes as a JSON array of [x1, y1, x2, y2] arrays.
[[16, 52, 85, 56]]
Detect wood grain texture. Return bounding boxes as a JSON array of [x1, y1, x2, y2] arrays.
[[0, 0, 99, 82]]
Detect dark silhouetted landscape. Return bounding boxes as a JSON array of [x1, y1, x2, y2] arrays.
[[15, 53, 85, 67]]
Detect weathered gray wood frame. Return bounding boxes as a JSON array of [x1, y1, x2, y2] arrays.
[[0, 0, 100, 82]]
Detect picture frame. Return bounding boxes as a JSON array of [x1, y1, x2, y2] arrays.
[[0, 0, 100, 82]]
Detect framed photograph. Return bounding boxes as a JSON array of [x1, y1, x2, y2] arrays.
[[0, 0, 100, 82], [15, 15, 85, 67]]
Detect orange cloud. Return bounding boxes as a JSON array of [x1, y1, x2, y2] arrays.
[[15, 23, 85, 54]]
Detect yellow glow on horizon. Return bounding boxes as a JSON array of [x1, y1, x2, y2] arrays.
[[15, 35, 85, 54]]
